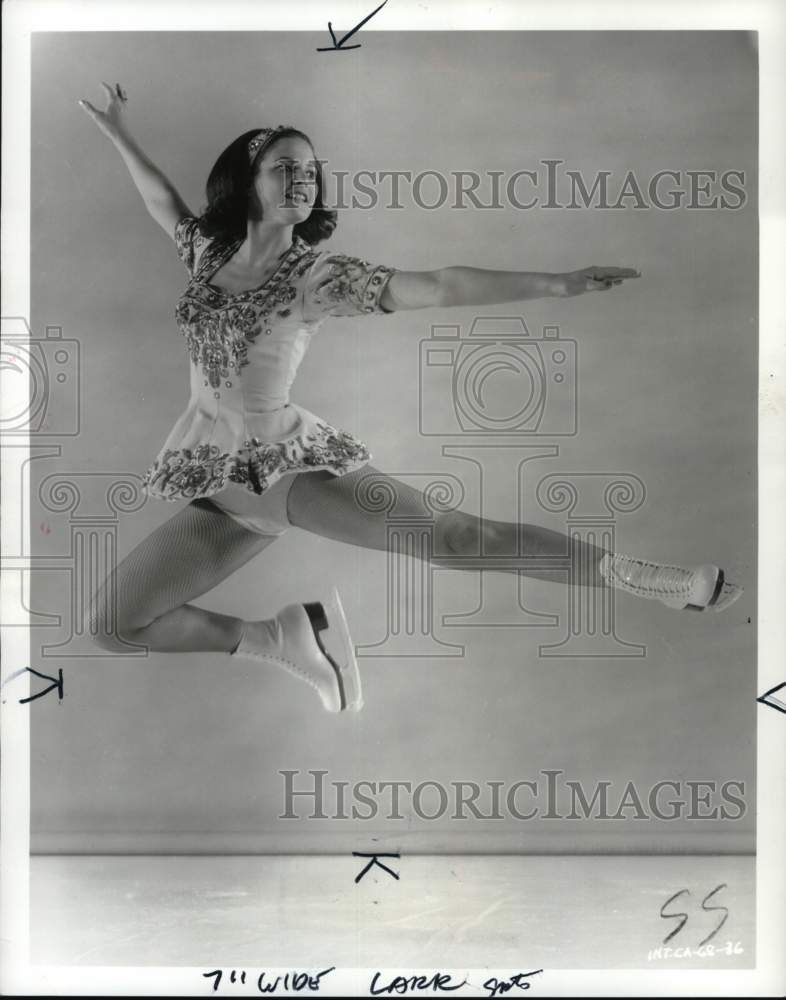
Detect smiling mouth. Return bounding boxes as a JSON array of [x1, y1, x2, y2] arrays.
[[285, 191, 310, 204]]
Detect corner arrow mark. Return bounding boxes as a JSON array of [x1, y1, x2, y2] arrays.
[[317, 0, 389, 51], [757, 680, 786, 715], [18, 667, 64, 705], [352, 850, 400, 883]]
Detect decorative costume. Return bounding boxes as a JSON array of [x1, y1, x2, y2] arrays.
[[142, 216, 396, 504]]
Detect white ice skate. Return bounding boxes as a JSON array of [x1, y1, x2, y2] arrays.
[[599, 554, 743, 612], [233, 586, 363, 712]]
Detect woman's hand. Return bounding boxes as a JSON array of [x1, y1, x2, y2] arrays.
[[78, 82, 130, 142], [76, 83, 193, 236], [556, 266, 641, 297]]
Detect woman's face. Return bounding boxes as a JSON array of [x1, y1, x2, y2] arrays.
[[249, 134, 319, 226]]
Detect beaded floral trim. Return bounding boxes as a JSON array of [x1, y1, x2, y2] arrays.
[[142, 421, 371, 501], [174, 236, 319, 388], [310, 255, 396, 315], [174, 239, 394, 387]]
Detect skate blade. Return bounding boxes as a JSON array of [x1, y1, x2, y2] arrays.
[[664, 568, 744, 613], [323, 586, 363, 712], [708, 580, 744, 612]]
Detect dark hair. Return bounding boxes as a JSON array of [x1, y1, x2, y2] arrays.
[[198, 128, 337, 245]]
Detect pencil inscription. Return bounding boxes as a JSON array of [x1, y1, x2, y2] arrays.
[[369, 971, 468, 994], [203, 967, 335, 993], [481, 971, 544, 996], [659, 883, 729, 946]]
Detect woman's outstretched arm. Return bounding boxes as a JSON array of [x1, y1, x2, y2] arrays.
[[380, 263, 640, 311], [79, 82, 193, 238]]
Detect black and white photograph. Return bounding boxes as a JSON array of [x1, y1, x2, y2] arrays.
[[1, 0, 784, 995]]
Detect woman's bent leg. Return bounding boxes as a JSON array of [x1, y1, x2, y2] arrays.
[[87, 498, 280, 654]]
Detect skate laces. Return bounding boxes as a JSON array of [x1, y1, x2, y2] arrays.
[[607, 555, 694, 597]]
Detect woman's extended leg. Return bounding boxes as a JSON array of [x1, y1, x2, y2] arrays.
[[286, 466, 606, 587], [286, 467, 743, 610], [87, 498, 279, 654]]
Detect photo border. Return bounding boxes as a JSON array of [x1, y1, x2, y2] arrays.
[[2, 0, 784, 994]]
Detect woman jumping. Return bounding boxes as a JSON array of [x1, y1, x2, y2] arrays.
[[79, 83, 743, 713]]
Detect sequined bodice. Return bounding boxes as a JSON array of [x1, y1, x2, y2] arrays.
[[140, 216, 396, 501], [172, 221, 396, 412]]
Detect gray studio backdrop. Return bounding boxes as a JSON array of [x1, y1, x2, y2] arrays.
[[29, 31, 756, 853]]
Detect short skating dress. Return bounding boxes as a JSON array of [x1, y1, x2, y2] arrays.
[[141, 216, 397, 502]]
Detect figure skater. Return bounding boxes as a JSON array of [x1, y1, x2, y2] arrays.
[[79, 83, 742, 713]]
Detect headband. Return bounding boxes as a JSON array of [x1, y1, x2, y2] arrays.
[[248, 125, 297, 164]]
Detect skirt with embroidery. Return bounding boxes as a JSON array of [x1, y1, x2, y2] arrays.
[[141, 400, 372, 502]]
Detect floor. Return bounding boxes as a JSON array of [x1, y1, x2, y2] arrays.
[[30, 854, 754, 970]]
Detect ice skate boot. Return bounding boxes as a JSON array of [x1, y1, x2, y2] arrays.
[[232, 585, 363, 712], [599, 553, 743, 612]]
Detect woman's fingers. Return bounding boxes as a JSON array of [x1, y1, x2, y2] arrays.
[[98, 81, 127, 105], [586, 275, 632, 291], [586, 269, 640, 292], [78, 99, 98, 117], [568, 265, 641, 295], [587, 268, 640, 280]]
